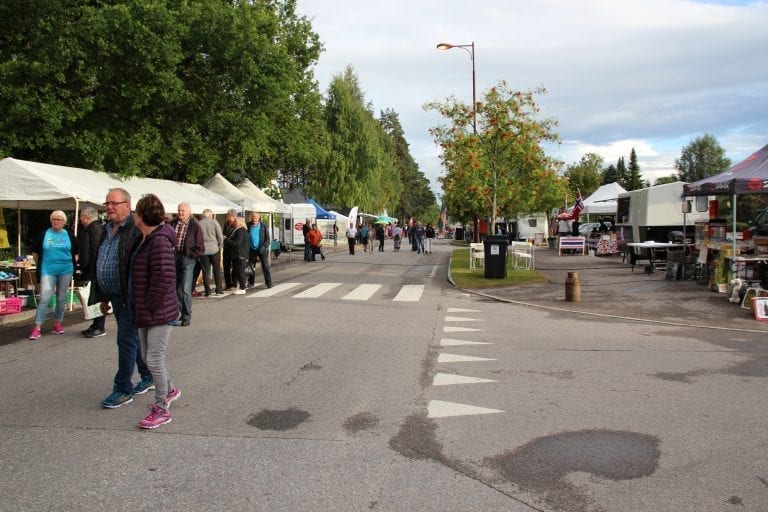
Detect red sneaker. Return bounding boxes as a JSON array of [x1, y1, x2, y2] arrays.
[[53, 321, 64, 335]]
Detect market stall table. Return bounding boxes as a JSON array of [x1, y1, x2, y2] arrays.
[[627, 241, 677, 274]]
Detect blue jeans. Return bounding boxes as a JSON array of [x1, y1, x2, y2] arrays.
[[35, 273, 72, 325], [109, 292, 151, 394], [175, 254, 196, 323], [304, 243, 312, 261]]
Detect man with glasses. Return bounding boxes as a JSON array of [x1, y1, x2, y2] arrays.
[[89, 188, 154, 408]]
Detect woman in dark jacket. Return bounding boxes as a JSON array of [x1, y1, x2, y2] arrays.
[[131, 194, 180, 429]]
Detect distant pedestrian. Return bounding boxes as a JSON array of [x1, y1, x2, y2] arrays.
[[247, 212, 273, 289], [303, 219, 312, 262], [346, 222, 357, 255], [132, 193, 181, 429], [376, 223, 385, 252], [223, 211, 249, 294], [169, 203, 204, 326], [77, 207, 106, 338], [197, 209, 226, 297], [424, 223, 436, 254], [307, 223, 324, 261]]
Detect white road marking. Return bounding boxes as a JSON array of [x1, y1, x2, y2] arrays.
[[444, 316, 483, 322], [446, 308, 480, 313], [438, 353, 497, 363], [293, 282, 342, 299], [427, 400, 504, 418], [248, 282, 301, 297], [393, 284, 425, 302], [440, 338, 491, 347], [429, 264, 438, 278], [342, 284, 382, 301], [433, 373, 497, 386], [443, 325, 482, 332]]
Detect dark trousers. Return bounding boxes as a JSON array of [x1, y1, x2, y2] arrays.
[[348, 237, 355, 255], [200, 252, 224, 295], [248, 248, 272, 287], [109, 292, 151, 394], [228, 258, 246, 290]]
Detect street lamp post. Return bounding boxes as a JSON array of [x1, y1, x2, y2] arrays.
[[438, 41, 485, 241], [436, 42, 476, 135]]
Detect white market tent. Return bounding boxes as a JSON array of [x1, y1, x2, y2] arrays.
[[582, 182, 627, 216], [236, 178, 290, 214], [202, 173, 268, 213], [0, 157, 242, 253], [0, 157, 114, 211]]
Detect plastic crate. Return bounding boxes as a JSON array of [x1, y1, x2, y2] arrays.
[[0, 297, 23, 315]]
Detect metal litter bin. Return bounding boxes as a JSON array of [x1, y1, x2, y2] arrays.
[[484, 236, 508, 278]]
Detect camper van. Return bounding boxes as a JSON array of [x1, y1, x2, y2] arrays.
[[614, 181, 709, 252], [283, 203, 316, 246], [512, 214, 549, 241]]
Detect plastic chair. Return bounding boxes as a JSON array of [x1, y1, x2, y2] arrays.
[[469, 243, 485, 270]]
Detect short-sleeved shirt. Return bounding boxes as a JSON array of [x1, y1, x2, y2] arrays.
[[40, 229, 73, 276]]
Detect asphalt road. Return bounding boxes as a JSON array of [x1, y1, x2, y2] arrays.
[[1, 240, 766, 511]]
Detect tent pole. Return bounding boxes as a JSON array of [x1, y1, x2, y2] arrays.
[[732, 193, 738, 267], [16, 203, 21, 257]]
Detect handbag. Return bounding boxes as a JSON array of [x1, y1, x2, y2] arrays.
[[77, 281, 107, 320], [244, 263, 255, 276]]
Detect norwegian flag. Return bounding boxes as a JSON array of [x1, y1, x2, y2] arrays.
[[556, 192, 584, 220], [572, 192, 584, 219]]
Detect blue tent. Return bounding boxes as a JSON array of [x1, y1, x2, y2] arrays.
[[307, 198, 336, 219]]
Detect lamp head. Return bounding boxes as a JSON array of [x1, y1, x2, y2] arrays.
[[436, 43, 455, 50]]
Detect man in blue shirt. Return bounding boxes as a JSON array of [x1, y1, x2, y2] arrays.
[[246, 212, 273, 289]]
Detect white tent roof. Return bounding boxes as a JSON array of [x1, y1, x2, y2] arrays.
[[583, 182, 626, 215], [203, 173, 268, 213], [236, 178, 291, 214], [0, 157, 115, 210], [0, 157, 239, 214]]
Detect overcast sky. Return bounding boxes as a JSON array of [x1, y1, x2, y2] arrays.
[[295, 0, 768, 196]]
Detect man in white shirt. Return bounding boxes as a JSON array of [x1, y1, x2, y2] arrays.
[[345, 223, 358, 255]]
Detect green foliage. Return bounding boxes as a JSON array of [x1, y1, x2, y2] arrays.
[[564, 153, 604, 198], [426, 82, 564, 226], [624, 148, 644, 191], [0, 0, 325, 185], [675, 134, 731, 182], [602, 164, 619, 185], [654, 174, 680, 185]]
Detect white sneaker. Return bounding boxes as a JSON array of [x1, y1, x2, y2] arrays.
[[233, 289, 246, 295]]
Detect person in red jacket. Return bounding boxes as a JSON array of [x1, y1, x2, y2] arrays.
[[132, 194, 181, 429]]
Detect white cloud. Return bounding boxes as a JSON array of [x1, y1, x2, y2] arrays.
[[297, 0, 768, 194]]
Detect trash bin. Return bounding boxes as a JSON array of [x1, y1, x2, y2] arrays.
[[455, 227, 464, 241], [484, 236, 508, 278]]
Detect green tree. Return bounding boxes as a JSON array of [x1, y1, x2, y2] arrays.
[[675, 134, 732, 182], [379, 109, 436, 222], [0, 0, 324, 184], [616, 157, 628, 188], [602, 164, 619, 184], [564, 153, 604, 198], [311, 66, 401, 213], [624, 148, 645, 191], [654, 174, 679, 185], [425, 82, 564, 227]]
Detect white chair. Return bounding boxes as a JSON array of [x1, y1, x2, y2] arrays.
[[511, 241, 535, 270], [469, 243, 485, 270]]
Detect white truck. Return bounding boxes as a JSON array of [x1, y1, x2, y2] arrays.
[[283, 203, 316, 246]]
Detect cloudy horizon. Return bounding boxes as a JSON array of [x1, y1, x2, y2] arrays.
[[296, 0, 767, 195]]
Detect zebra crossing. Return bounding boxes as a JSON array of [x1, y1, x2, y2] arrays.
[[244, 282, 425, 302]]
